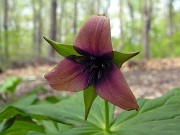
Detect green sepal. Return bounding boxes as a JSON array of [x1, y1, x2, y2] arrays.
[[43, 37, 80, 57], [83, 86, 97, 120], [43, 37, 139, 67], [113, 51, 140, 68]]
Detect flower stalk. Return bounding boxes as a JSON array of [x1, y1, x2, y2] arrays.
[[104, 100, 110, 132]]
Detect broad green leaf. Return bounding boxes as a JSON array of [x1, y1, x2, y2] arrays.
[[56, 122, 74, 132], [13, 93, 114, 126], [40, 120, 73, 134], [0, 114, 44, 135], [0, 92, 114, 134], [110, 88, 180, 135], [43, 37, 79, 57], [83, 86, 97, 120], [44, 96, 60, 104], [0, 107, 20, 122], [27, 131, 66, 135], [0, 93, 39, 134], [40, 120, 59, 133], [61, 127, 111, 135], [0, 116, 15, 133], [113, 51, 139, 68], [13, 94, 37, 106], [1, 120, 44, 135], [27, 131, 46, 135], [1, 88, 180, 135], [0, 94, 37, 122], [27, 130, 110, 135]]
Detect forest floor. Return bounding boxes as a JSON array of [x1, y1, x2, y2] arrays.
[[0, 58, 180, 99]]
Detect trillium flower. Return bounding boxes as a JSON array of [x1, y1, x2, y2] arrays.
[[44, 15, 139, 111]]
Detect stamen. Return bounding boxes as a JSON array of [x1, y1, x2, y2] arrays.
[[89, 65, 98, 72], [72, 55, 112, 86], [87, 70, 96, 86], [98, 70, 102, 79], [102, 62, 105, 68], [90, 56, 96, 60]]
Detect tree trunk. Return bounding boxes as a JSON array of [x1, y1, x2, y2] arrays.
[[127, 0, 134, 44], [32, 0, 38, 57], [37, 0, 43, 58], [49, 0, 57, 58], [118, 0, 123, 51], [142, 0, 152, 59], [0, 2, 2, 59], [90, 0, 95, 15], [13, 1, 20, 47], [3, 0, 9, 59], [167, 0, 173, 48], [96, 0, 100, 14], [32, 0, 43, 58], [58, 0, 65, 42], [73, 0, 78, 38]]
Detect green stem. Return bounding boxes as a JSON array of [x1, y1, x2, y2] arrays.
[[104, 100, 110, 132]]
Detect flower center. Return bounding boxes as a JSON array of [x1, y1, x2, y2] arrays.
[[69, 55, 112, 86]]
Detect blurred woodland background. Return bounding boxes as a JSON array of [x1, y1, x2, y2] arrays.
[[0, 0, 180, 69], [0, 0, 180, 106]]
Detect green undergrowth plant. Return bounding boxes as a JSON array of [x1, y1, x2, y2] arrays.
[[0, 88, 180, 135], [0, 77, 22, 103]]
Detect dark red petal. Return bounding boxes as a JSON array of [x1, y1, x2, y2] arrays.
[[74, 15, 113, 58], [94, 64, 139, 111], [44, 58, 89, 91]]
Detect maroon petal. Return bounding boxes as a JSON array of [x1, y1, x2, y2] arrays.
[[44, 58, 89, 91], [74, 15, 113, 58], [94, 64, 139, 111]]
